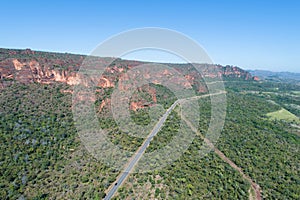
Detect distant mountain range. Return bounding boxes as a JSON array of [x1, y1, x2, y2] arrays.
[[248, 70, 300, 81]]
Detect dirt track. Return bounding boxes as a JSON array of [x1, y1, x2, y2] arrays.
[[181, 115, 262, 200]]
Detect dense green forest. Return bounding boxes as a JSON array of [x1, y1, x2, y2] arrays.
[[0, 78, 299, 199], [113, 84, 300, 199], [0, 83, 118, 199]]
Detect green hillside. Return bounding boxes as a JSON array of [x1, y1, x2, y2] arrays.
[[0, 56, 299, 199]]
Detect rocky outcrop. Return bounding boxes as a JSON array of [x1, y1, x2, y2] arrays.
[[222, 65, 252, 80], [0, 48, 256, 110], [0, 48, 255, 87], [1, 58, 81, 85], [253, 76, 260, 81]]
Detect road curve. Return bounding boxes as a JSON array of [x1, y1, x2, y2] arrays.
[[103, 92, 225, 200]]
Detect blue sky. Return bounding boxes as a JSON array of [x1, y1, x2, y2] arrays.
[[1, 0, 300, 72]]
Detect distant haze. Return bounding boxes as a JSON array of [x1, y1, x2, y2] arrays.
[[249, 70, 300, 81]]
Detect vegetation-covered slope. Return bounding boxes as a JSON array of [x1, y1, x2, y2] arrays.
[[113, 89, 299, 199], [0, 48, 299, 199]]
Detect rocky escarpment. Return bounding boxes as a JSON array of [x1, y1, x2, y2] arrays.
[[0, 48, 256, 110]]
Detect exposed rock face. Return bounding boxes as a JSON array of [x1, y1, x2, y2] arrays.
[[0, 48, 256, 110], [98, 77, 115, 88], [0, 48, 255, 86], [130, 101, 152, 111], [129, 85, 157, 111], [2, 57, 82, 85], [223, 65, 252, 80], [12, 59, 25, 70], [253, 76, 260, 81]]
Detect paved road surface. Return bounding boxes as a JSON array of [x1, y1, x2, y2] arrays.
[[103, 92, 225, 200], [104, 100, 180, 199]]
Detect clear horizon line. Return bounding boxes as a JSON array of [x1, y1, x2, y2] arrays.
[[1, 46, 299, 74]]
